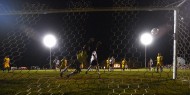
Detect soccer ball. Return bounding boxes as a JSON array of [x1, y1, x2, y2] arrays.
[[151, 28, 159, 35]]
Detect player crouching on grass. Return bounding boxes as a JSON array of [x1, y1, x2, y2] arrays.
[[86, 51, 100, 74], [60, 49, 87, 78]]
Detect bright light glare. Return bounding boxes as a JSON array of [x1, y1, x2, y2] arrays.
[[140, 33, 153, 45], [43, 34, 57, 48]]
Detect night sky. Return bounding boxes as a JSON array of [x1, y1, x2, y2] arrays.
[[0, 0, 175, 68]]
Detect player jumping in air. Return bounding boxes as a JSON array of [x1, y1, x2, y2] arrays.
[[85, 51, 100, 74], [3, 55, 10, 72]]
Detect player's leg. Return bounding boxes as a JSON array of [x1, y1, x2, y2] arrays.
[[156, 64, 159, 72], [111, 64, 114, 71], [109, 64, 111, 71], [96, 64, 100, 74], [86, 60, 95, 74], [60, 64, 71, 77], [8, 67, 10, 72], [67, 61, 81, 78], [67, 69, 78, 78], [160, 65, 163, 72], [86, 65, 92, 74]]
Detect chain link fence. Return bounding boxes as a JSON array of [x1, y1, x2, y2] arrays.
[[0, 0, 190, 95]]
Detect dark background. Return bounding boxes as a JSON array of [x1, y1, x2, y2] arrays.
[[1, 0, 187, 68]]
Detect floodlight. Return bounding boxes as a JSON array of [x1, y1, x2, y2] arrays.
[[140, 33, 153, 45], [140, 32, 153, 68], [43, 34, 57, 48], [43, 34, 57, 69]]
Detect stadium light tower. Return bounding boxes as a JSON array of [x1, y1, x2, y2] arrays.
[[43, 34, 57, 69], [140, 33, 153, 68]]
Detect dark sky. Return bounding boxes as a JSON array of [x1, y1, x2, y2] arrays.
[[0, 0, 175, 67]]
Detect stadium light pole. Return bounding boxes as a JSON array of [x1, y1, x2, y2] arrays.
[[43, 34, 57, 69], [140, 33, 153, 68]]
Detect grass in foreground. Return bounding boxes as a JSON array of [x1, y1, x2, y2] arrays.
[[0, 69, 190, 95]]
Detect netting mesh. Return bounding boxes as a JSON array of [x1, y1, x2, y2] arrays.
[[0, 0, 190, 95]]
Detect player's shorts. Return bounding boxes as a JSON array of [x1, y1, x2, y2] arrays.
[[91, 60, 98, 66]]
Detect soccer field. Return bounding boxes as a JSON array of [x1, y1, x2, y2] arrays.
[[0, 69, 190, 95]]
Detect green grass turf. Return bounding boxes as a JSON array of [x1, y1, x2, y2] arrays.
[[0, 69, 190, 95]]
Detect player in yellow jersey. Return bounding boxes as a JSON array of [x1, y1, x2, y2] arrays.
[[60, 48, 88, 77], [121, 58, 127, 71], [60, 57, 67, 72], [156, 53, 163, 72], [106, 57, 110, 71], [3, 55, 10, 72]]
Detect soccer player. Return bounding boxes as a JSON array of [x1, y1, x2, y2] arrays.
[[60, 57, 68, 72], [85, 51, 99, 74], [149, 58, 153, 71], [66, 49, 88, 78], [121, 58, 127, 71], [3, 55, 10, 72], [109, 56, 115, 71], [53, 57, 60, 70], [60, 49, 87, 78], [156, 53, 163, 72], [106, 57, 110, 71]]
